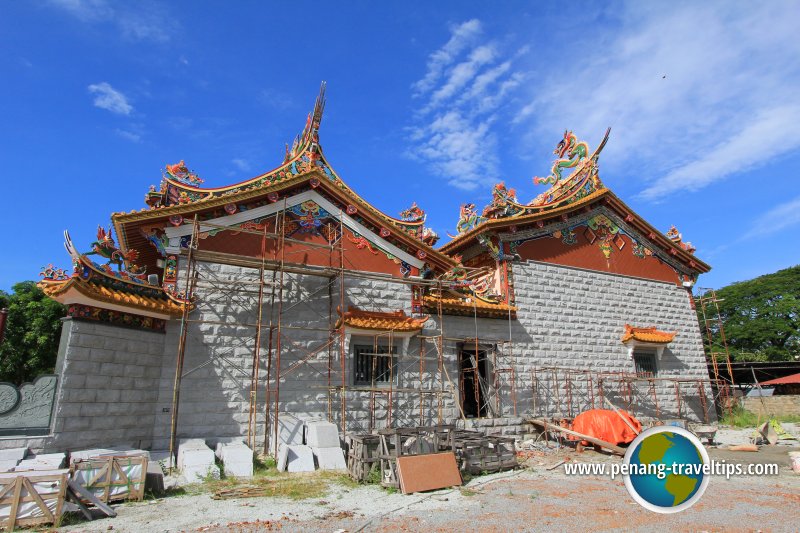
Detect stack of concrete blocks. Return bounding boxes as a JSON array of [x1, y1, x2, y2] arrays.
[[15, 453, 66, 471], [215, 441, 253, 478], [306, 421, 346, 470], [0, 448, 27, 472], [276, 416, 315, 472], [177, 439, 219, 482], [69, 447, 150, 464]]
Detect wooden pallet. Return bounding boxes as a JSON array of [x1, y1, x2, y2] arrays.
[[347, 435, 381, 482], [71, 455, 148, 503], [459, 436, 517, 474], [0, 471, 68, 530]]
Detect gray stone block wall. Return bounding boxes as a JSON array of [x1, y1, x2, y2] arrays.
[[509, 260, 715, 423], [47, 318, 164, 451], [38, 255, 716, 453]]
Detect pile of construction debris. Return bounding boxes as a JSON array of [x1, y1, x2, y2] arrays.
[[346, 425, 517, 493]]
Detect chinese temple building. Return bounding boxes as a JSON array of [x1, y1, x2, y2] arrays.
[[31, 84, 715, 454]]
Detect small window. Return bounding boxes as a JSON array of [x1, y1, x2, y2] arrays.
[[353, 344, 397, 385], [633, 351, 657, 377]]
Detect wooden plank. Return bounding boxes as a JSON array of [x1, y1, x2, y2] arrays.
[[396, 452, 461, 494], [22, 477, 54, 523], [68, 480, 117, 517], [65, 488, 93, 521], [528, 419, 626, 456], [7, 477, 22, 531]]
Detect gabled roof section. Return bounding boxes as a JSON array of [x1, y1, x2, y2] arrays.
[[38, 256, 186, 319], [111, 83, 454, 272], [438, 129, 710, 275]]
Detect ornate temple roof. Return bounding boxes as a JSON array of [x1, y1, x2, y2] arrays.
[[439, 129, 710, 275], [335, 307, 429, 332], [37, 229, 188, 319], [111, 83, 454, 274], [621, 325, 677, 344], [38, 259, 185, 319]]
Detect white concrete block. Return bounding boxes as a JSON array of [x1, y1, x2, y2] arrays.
[[277, 444, 289, 472], [283, 445, 315, 472], [179, 438, 209, 449], [150, 451, 175, 470], [223, 461, 253, 478], [0, 448, 27, 462], [178, 447, 214, 469], [178, 440, 215, 479], [282, 417, 305, 443], [312, 447, 346, 470], [214, 439, 246, 459], [305, 421, 339, 448], [220, 444, 252, 464], [15, 453, 65, 471], [0, 460, 19, 472], [70, 447, 149, 464], [181, 463, 220, 483], [218, 443, 253, 478]]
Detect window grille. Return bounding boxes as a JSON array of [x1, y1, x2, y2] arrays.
[[353, 344, 397, 385]]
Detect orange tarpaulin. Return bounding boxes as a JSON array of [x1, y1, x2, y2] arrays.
[[569, 409, 642, 445]]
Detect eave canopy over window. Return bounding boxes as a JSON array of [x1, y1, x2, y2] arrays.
[[621, 324, 677, 360]]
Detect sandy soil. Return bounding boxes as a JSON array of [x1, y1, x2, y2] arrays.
[[58, 438, 800, 533]]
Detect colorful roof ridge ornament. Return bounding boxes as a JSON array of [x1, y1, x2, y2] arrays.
[[446, 128, 611, 239], [451, 203, 485, 236], [398, 202, 440, 246], [533, 130, 591, 186], [483, 182, 521, 220], [39, 264, 71, 282], [666, 225, 697, 254], [164, 160, 204, 186]]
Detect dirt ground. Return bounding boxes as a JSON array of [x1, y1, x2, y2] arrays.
[[58, 440, 800, 533]]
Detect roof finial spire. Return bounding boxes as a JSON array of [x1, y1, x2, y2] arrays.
[[312, 81, 326, 132]]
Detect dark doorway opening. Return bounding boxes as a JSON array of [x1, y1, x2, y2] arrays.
[[460, 348, 488, 418]]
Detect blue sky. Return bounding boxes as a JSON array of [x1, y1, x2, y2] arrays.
[[1, 1, 799, 292]]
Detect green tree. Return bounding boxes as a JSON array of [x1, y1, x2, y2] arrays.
[[697, 265, 800, 362], [0, 282, 66, 384]]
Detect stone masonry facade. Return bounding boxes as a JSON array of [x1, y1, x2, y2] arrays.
[[15, 257, 715, 453]]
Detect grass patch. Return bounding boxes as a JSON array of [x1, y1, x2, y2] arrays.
[[720, 407, 760, 428], [721, 408, 800, 428], [177, 461, 357, 501], [460, 488, 478, 497]]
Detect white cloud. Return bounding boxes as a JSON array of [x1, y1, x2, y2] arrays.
[[88, 82, 133, 115], [50, 0, 175, 43], [49, 0, 112, 21], [410, 111, 498, 191], [409, 20, 524, 190], [516, 2, 800, 200], [259, 88, 294, 110], [413, 19, 482, 96], [640, 105, 800, 199], [742, 195, 800, 240], [231, 158, 251, 172], [115, 128, 141, 142]]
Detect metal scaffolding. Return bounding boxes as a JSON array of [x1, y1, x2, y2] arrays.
[[530, 365, 724, 424], [695, 287, 735, 415], [165, 211, 521, 461]]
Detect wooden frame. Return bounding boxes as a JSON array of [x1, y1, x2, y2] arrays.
[[0, 471, 68, 530], [71, 456, 148, 503]]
